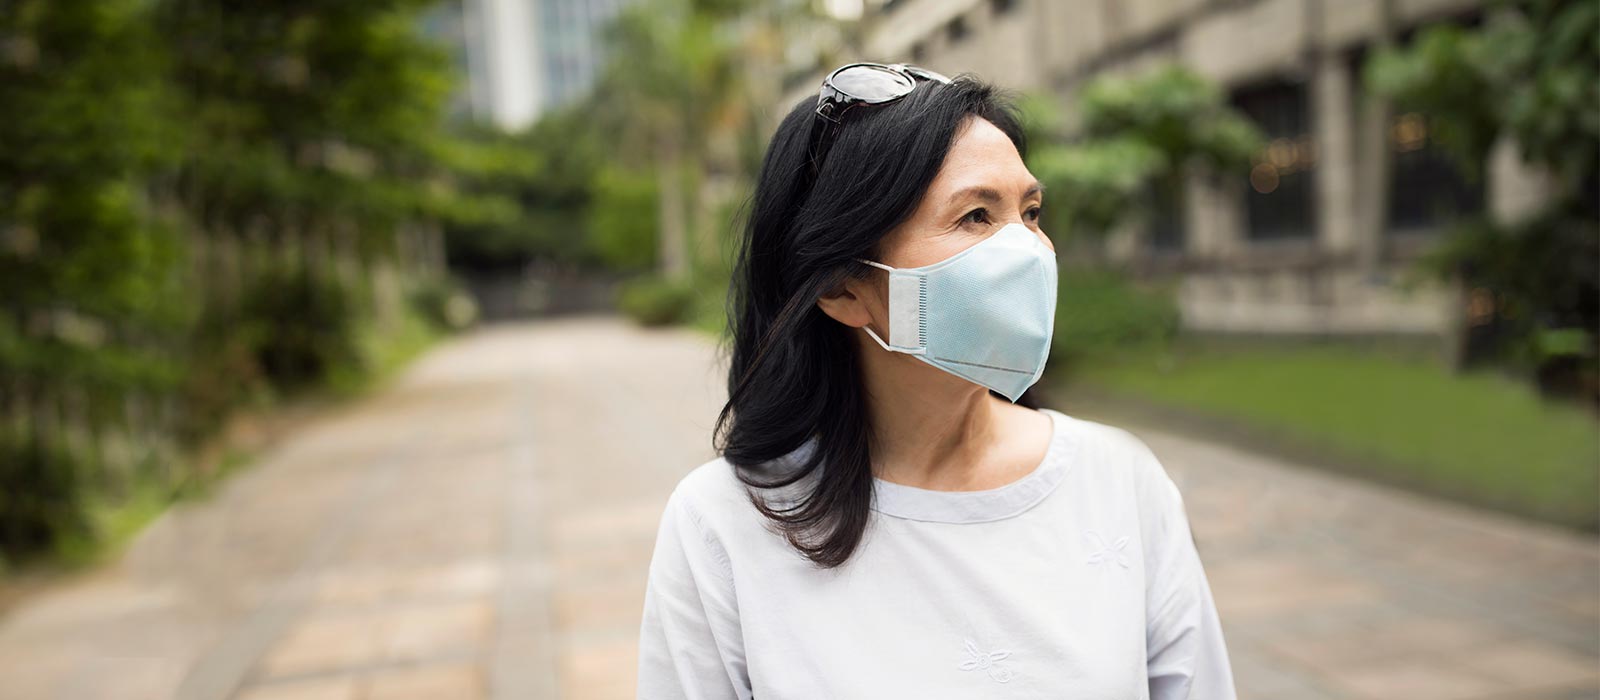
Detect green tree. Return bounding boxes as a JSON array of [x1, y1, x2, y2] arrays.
[[590, 164, 662, 272], [0, 0, 474, 565], [1024, 66, 1263, 249], [589, 0, 754, 281], [434, 115, 604, 272], [1366, 0, 1598, 392], [0, 0, 186, 561], [156, 0, 459, 396]]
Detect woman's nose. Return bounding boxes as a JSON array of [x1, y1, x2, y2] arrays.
[[1028, 224, 1054, 252]]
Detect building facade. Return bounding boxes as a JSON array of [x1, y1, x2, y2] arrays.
[[429, 0, 635, 131], [786, 0, 1551, 339]]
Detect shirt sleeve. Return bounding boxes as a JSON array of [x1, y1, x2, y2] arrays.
[[1141, 455, 1238, 700], [637, 486, 752, 700]]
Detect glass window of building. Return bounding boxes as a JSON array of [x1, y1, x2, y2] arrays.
[[1384, 111, 1485, 233], [1233, 80, 1316, 241]]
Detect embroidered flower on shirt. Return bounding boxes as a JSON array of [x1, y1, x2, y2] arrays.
[[1084, 529, 1132, 568], [958, 638, 1014, 683]]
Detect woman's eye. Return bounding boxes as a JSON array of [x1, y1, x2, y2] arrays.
[[961, 208, 990, 225], [1026, 206, 1042, 221]]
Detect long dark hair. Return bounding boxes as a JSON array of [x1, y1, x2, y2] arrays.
[[714, 75, 1032, 569]]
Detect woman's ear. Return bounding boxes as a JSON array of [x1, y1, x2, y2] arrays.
[[816, 275, 878, 329]]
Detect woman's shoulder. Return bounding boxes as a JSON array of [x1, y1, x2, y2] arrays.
[[664, 456, 771, 531], [1048, 409, 1165, 473], [665, 451, 817, 542], [1047, 409, 1181, 504], [669, 456, 747, 513]]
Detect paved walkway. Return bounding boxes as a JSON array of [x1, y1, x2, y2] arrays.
[[0, 317, 1593, 699]]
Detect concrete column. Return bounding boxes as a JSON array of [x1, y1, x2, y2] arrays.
[[1186, 175, 1241, 258], [1351, 0, 1395, 274], [1488, 135, 1554, 224], [1313, 53, 1359, 257]]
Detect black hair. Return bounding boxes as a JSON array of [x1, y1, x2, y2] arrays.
[[714, 75, 1033, 569]]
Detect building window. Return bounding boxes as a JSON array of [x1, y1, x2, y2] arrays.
[[1385, 112, 1484, 233], [947, 15, 969, 44], [1233, 80, 1316, 241], [991, 0, 1017, 16]]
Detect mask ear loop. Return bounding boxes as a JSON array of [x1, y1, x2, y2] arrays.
[[853, 258, 927, 356]]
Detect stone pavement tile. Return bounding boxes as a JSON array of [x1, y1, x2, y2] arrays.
[[554, 538, 658, 583], [1230, 596, 1405, 641], [342, 519, 500, 566], [1442, 638, 1600, 689], [396, 560, 502, 602], [234, 676, 358, 700], [378, 599, 494, 663], [313, 570, 404, 609], [551, 500, 670, 548], [258, 614, 382, 679], [561, 634, 640, 700], [1208, 559, 1384, 621], [1228, 639, 1352, 700], [39, 651, 191, 700], [1268, 615, 1506, 676], [1188, 503, 1259, 544], [310, 561, 499, 618], [1332, 659, 1504, 700], [364, 662, 486, 700], [554, 576, 650, 631], [1480, 682, 1600, 700], [1398, 547, 1515, 584], [1206, 558, 1360, 592], [1557, 587, 1600, 619]]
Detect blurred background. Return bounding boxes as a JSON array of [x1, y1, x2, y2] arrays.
[[0, 0, 1596, 698]]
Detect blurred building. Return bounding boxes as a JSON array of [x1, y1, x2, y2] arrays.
[[785, 0, 1551, 339], [428, 0, 635, 130], [538, 0, 636, 108]]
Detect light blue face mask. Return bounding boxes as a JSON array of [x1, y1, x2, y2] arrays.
[[855, 222, 1058, 402]]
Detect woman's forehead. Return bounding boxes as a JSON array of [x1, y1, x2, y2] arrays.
[[927, 118, 1034, 198]]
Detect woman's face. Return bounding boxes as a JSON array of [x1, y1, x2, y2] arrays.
[[818, 116, 1052, 345], [872, 116, 1052, 269]]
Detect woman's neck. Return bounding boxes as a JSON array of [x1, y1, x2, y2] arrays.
[[859, 340, 1013, 490]]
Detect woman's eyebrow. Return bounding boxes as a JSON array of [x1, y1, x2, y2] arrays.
[[947, 181, 1045, 206]]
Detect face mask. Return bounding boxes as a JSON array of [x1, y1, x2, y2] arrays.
[[855, 222, 1058, 402]]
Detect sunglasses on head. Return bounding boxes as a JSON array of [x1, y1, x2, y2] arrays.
[[808, 62, 952, 171], [814, 62, 953, 123]]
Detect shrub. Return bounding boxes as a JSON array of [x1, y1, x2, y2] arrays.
[[409, 275, 479, 331], [618, 275, 698, 327], [0, 432, 91, 566], [589, 165, 660, 271], [236, 264, 367, 393], [1051, 267, 1182, 367]]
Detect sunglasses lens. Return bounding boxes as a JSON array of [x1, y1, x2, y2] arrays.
[[831, 64, 916, 102]]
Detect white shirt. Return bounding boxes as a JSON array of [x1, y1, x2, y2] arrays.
[[636, 408, 1237, 699]]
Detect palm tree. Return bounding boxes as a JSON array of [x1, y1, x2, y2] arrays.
[[590, 0, 747, 281]]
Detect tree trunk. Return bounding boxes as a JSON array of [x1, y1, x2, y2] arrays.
[[656, 135, 690, 281]]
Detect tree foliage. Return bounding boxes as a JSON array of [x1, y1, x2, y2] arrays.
[[1024, 66, 1263, 244], [1367, 0, 1598, 386], [435, 114, 605, 271], [0, 0, 471, 565]]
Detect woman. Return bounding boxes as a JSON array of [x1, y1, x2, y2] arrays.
[[637, 64, 1236, 699]]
